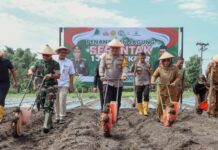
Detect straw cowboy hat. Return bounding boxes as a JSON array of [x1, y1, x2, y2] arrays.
[[159, 51, 174, 60], [38, 44, 56, 55], [55, 46, 70, 54], [0, 50, 4, 57], [107, 39, 124, 48], [213, 55, 218, 63]]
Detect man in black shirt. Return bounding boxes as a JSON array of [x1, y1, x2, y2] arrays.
[[0, 50, 17, 123], [153, 45, 167, 71], [193, 74, 208, 115], [93, 63, 103, 110]]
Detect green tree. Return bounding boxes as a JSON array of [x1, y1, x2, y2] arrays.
[[185, 55, 201, 88], [3, 47, 38, 93]]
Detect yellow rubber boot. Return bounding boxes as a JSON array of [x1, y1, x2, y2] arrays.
[[138, 103, 143, 115], [0, 105, 4, 123], [143, 102, 149, 116]]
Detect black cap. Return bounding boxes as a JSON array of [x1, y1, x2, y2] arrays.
[[139, 52, 146, 56], [160, 45, 167, 49]]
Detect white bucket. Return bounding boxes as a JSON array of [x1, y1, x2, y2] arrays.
[[20, 105, 32, 125]]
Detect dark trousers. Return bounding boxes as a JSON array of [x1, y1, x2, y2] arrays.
[[36, 85, 57, 112], [195, 92, 207, 115], [198, 93, 206, 102], [98, 81, 104, 110], [136, 85, 150, 103], [103, 85, 123, 110], [0, 84, 10, 106]]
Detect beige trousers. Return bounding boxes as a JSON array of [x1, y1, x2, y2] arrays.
[[55, 87, 68, 120]]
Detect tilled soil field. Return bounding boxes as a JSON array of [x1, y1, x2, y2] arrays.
[[0, 106, 218, 150]]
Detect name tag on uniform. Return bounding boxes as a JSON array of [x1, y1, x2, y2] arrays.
[[62, 65, 69, 74]]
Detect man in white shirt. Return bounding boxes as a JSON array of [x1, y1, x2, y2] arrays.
[[55, 46, 75, 124]]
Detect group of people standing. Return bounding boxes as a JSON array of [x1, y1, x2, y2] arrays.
[[0, 45, 75, 132], [94, 38, 218, 123], [27, 45, 75, 132], [94, 39, 185, 122], [0, 38, 218, 131]]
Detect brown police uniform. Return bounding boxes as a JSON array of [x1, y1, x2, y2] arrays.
[[206, 62, 218, 117], [99, 53, 128, 110], [152, 64, 180, 120]]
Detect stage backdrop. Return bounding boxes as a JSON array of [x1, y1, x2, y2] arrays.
[[63, 27, 179, 83]]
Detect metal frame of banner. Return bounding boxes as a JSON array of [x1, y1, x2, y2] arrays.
[[180, 27, 184, 111], [59, 27, 63, 46]]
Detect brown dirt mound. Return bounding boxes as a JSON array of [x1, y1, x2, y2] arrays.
[[0, 107, 218, 150]]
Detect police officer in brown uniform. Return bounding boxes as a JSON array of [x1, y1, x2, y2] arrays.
[[176, 57, 185, 102], [99, 39, 128, 111], [206, 55, 218, 117], [72, 46, 88, 76], [151, 51, 180, 121], [132, 52, 152, 116]]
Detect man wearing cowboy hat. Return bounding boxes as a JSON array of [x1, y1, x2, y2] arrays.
[[99, 38, 128, 111], [28, 44, 60, 132], [206, 55, 218, 117], [0, 50, 17, 123], [55, 46, 75, 124], [151, 51, 180, 122], [71, 46, 88, 76]]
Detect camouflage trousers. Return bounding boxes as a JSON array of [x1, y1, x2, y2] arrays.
[[36, 85, 58, 113]]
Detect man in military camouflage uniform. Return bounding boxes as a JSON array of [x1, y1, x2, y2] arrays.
[[72, 46, 88, 76], [206, 55, 218, 117], [28, 44, 60, 133], [99, 39, 128, 111], [132, 52, 152, 116]]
